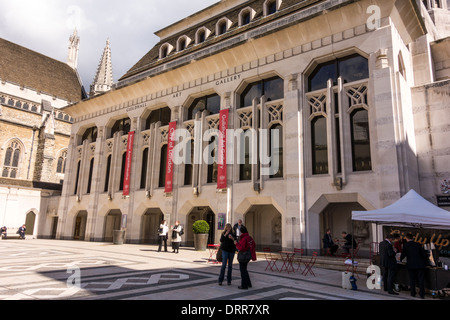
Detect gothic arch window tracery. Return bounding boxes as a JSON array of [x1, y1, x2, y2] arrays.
[[2, 139, 23, 179]]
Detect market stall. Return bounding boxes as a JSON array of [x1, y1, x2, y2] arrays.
[[352, 189, 450, 296]]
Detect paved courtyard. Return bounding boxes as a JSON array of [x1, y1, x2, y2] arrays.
[[0, 238, 432, 303]]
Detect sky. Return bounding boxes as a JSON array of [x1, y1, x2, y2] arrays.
[[0, 0, 216, 92]]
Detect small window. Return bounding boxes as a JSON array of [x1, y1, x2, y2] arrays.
[[239, 7, 255, 26], [216, 18, 231, 36], [159, 43, 173, 59], [196, 27, 211, 44]]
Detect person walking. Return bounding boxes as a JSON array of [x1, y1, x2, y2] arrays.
[[234, 226, 256, 290], [379, 234, 399, 295], [400, 233, 429, 298], [171, 221, 182, 254], [218, 223, 236, 286], [157, 220, 168, 252]]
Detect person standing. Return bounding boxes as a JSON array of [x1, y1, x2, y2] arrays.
[[341, 231, 356, 254], [157, 220, 168, 252], [234, 226, 256, 290], [171, 221, 182, 253], [400, 233, 429, 299], [218, 223, 236, 286], [233, 219, 244, 241], [379, 234, 398, 295], [1, 226, 7, 239]]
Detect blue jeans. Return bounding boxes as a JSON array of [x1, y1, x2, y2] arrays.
[[218, 250, 235, 283]]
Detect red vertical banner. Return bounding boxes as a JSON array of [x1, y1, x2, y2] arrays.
[[217, 109, 228, 189], [123, 131, 135, 196], [165, 121, 177, 193]]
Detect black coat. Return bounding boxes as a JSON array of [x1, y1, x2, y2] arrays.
[[220, 231, 237, 253], [400, 241, 429, 269], [379, 239, 397, 269]]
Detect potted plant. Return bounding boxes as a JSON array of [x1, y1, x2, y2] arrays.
[[192, 220, 210, 251]]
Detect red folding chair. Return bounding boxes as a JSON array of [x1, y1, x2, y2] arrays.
[[302, 251, 318, 276], [293, 248, 304, 273], [263, 247, 279, 272]]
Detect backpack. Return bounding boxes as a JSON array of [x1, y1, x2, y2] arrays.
[[248, 236, 257, 261]]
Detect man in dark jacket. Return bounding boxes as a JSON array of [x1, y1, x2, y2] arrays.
[[379, 234, 398, 295], [400, 233, 429, 298]]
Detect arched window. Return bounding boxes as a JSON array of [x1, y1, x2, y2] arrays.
[[159, 145, 168, 188], [188, 94, 221, 120], [239, 8, 255, 26], [145, 107, 171, 129], [264, 0, 281, 16], [351, 109, 371, 171], [195, 27, 211, 44], [56, 150, 68, 174], [311, 116, 328, 175], [2, 140, 21, 178], [240, 76, 284, 107], [111, 117, 131, 138], [81, 126, 98, 145], [308, 54, 368, 91], [216, 18, 231, 36]]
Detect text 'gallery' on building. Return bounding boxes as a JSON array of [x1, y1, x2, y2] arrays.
[[44, 0, 450, 254]]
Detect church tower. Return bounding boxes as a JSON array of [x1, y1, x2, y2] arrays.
[[90, 39, 114, 96], [67, 29, 80, 70]]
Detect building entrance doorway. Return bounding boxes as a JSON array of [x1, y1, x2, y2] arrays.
[[187, 207, 215, 247], [141, 208, 164, 244], [244, 204, 282, 251], [74, 210, 88, 240], [319, 202, 371, 255], [104, 209, 122, 242]]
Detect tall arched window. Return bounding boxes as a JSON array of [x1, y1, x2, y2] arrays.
[[184, 140, 194, 186], [239, 129, 253, 181], [141, 148, 149, 189], [351, 109, 371, 171], [104, 155, 112, 192], [56, 150, 68, 174], [307, 53, 371, 176], [86, 157, 95, 194], [207, 136, 218, 184], [74, 160, 81, 195], [159, 145, 168, 188], [119, 152, 126, 191], [2, 140, 21, 178], [311, 116, 328, 175], [269, 124, 283, 178]]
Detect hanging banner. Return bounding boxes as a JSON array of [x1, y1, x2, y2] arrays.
[[217, 109, 228, 189], [165, 121, 177, 193], [123, 131, 135, 196]]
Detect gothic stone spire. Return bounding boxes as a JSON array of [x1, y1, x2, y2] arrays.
[[67, 29, 80, 69], [90, 39, 114, 96]]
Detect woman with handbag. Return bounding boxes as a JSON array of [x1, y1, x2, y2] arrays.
[[171, 221, 182, 253], [234, 226, 256, 290], [218, 223, 236, 286]]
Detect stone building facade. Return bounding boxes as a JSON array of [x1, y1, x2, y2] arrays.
[[54, 0, 450, 254], [0, 34, 85, 237]]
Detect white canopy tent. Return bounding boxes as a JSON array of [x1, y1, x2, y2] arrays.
[[352, 189, 450, 230]]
